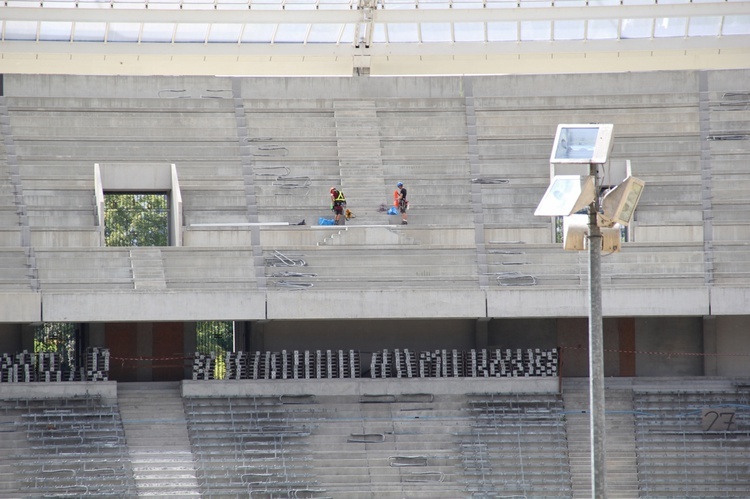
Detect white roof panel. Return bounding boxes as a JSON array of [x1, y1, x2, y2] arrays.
[[0, 0, 747, 75]]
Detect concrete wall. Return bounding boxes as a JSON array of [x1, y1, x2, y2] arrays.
[[489, 316, 619, 377], [256, 319, 477, 354], [0, 324, 23, 355], [488, 318, 558, 349], [471, 70, 702, 98], [714, 316, 750, 377], [3, 75, 232, 99], [635, 317, 704, 376]]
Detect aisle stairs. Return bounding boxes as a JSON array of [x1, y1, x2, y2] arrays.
[[130, 248, 167, 291], [334, 101, 388, 225], [0, 407, 25, 497], [118, 382, 200, 497], [562, 378, 639, 499]]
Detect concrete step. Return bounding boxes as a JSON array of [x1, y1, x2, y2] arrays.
[[563, 381, 638, 499], [118, 383, 200, 497], [130, 453, 195, 463], [321, 491, 467, 499]]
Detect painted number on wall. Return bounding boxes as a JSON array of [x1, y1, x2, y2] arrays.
[[701, 408, 736, 432]]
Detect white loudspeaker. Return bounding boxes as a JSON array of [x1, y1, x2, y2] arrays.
[[563, 214, 588, 251], [563, 214, 622, 253], [601, 225, 622, 253]]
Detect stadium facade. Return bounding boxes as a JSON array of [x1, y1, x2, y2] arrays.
[[1, 2, 750, 497]]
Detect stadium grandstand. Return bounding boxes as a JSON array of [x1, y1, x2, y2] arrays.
[[1, 0, 750, 497]]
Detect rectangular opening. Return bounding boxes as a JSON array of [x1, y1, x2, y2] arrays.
[[104, 192, 170, 247]]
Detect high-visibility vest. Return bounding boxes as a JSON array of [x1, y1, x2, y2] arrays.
[[334, 190, 346, 203]]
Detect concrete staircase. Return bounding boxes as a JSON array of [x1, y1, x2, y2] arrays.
[[130, 247, 167, 291], [118, 382, 200, 497], [562, 378, 639, 499], [334, 101, 389, 225], [0, 410, 24, 498]]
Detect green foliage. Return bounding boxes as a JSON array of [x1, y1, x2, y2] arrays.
[[105, 193, 169, 247], [34, 323, 76, 369], [196, 321, 234, 380]]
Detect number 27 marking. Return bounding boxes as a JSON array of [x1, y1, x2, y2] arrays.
[[703, 410, 736, 431]]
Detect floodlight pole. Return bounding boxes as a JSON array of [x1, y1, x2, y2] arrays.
[[587, 162, 607, 499]]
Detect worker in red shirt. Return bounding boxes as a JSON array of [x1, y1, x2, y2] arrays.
[[394, 182, 408, 225]]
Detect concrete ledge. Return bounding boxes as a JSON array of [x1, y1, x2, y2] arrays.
[[710, 287, 750, 315], [267, 289, 487, 319], [43, 290, 267, 321], [488, 286, 710, 317], [182, 377, 558, 398], [0, 292, 41, 322], [0, 381, 117, 400]]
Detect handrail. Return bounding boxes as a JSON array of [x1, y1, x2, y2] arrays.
[[170, 163, 183, 247], [403, 470, 445, 482], [347, 433, 385, 443], [389, 455, 428, 467], [93, 163, 105, 246]]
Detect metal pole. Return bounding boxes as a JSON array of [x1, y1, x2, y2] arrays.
[[588, 163, 607, 499]]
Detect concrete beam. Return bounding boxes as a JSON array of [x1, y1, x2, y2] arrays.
[[487, 287, 710, 318], [710, 287, 750, 315], [0, 381, 117, 400], [605, 287, 710, 316], [266, 289, 487, 320], [182, 377, 558, 398], [0, 292, 41, 323], [42, 291, 266, 322]]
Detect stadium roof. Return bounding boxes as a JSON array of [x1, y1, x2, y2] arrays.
[[1, 0, 749, 76]]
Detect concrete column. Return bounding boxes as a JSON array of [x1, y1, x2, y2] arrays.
[[474, 319, 489, 349], [88, 323, 106, 347], [184, 322, 197, 380], [249, 321, 266, 352], [20, 324, 35, 352], [618, 318, 636, 377], [702, 316, 717, 376], [0, 324, 23, 354], [136, 323, 153, 381], [234, 321, 247, 352]]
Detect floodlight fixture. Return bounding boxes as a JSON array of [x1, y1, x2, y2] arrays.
[[550, 124, 614, 165], [534, 175, 596, 217], [563, 214, 622, 253], [600, 176, 645, 227]]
